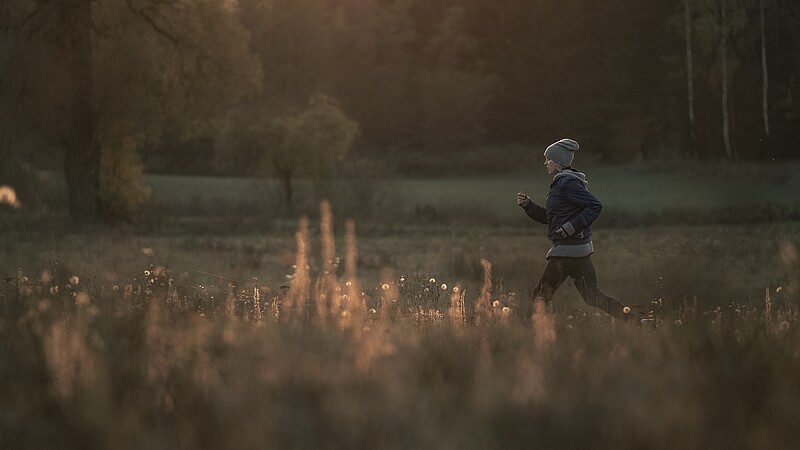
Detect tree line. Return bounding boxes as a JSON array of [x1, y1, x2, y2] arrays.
[[2, 0, 799, 223]]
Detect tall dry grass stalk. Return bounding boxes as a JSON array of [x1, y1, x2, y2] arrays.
[[145, 295, 172, 409], [317, 199, 340, 326], [43, 300, 95, 400], [532, 299, 556, 351], [340, 219, 363, 329], [253, 286, 263, 321], [449, 282, 465, 325], [226, 282, 236, 317], [288, 216, 311, 320], [474, 258, 493, 325], [320, 199, 336, 275], [380, 267, 398, 321], [765, 287, 772, 323]]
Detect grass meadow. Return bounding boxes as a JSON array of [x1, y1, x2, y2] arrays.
[[2, 163, 800, 448]]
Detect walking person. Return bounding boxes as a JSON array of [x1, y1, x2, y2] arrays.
[[517, 138, 634, 320]]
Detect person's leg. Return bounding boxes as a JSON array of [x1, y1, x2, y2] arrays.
[[527, 258, 569, 318], [569, 256, 628, 319]]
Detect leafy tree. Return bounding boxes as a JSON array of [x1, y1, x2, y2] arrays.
[[2, 0, 261, 225], [98, 136, 151, 222], [220, 95, 359, 212]]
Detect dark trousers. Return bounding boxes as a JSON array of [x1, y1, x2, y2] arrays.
[[531, 256, 627, 319]]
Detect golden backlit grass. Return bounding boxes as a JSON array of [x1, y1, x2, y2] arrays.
[[1, 207, 799, 448], [2, 268, 799, 449]]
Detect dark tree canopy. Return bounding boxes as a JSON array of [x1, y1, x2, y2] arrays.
[[3, 0, 800, 223]]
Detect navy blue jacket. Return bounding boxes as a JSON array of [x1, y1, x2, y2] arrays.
[[522, 170, 602, 245]]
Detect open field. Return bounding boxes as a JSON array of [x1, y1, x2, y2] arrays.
[[28, 160, 800, 226], [1, 214, 799, 448], [2, 218, 798, 311], [3, 164, 800, 448]]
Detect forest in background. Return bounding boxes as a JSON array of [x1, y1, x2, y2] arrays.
[[2, 0, 800, 223]]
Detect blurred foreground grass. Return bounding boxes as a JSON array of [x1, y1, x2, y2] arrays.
[[1, 202, 799, 448], [1, 265, 799, 449]]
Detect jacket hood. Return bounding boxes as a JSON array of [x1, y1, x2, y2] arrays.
[[553, 169, 588, 186]]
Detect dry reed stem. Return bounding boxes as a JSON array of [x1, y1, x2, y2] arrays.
[[289, 216, 311, 321], [43, 316, 95, 400], [341, 219, 363, 329], [449, 283, 465, 325], [379, 268, 398, 322], [765, 287, 772, 323], [226, 282, 235, 317], [320, 199, 336, 275], [474, 258, 493, 325], [253, 286, 262, 321], [532, 299, 556, 351], [317, 200, 339, 327]]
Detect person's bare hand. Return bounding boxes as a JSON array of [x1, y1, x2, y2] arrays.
[[517, 192, 531, 207]]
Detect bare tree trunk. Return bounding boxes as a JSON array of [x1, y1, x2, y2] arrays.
[[720, 0, 734, 160], [63, 0, 101, 227], [684, 0, 697, 158], [278, 169, 294, 214], [760, 0, 770, 136]]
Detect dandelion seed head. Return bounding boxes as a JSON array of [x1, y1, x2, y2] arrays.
[[492, 300, 500, 308], [0, 185, 21, 208], [674, 319, 683, 327], [69, 275, 80, 286], [440, 283, 447, 290], [502, 307, 510, 313], [345, 281, 352, 287], [381, 283, 390, 291], [428, 277, 436, 283], [452, 286, 459, 293], [777, 287, 783, 294], [144, 270, 151, 277], [622, 306, 631, 314]]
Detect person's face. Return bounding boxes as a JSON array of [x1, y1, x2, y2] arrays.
[[544, 157, 561, 175]]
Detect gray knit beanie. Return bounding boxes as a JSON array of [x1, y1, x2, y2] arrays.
[[544, 138, 579, 167]]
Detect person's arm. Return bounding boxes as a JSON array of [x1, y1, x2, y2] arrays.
[[517, 192, 547, 224], [559, 180, 602, 236]]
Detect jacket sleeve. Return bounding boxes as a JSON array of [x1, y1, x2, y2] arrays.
[[561, 179, 602, 235], [522, 200, 548, 224]]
